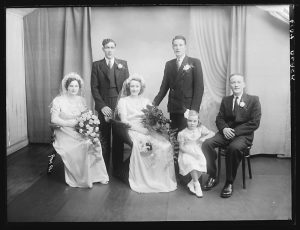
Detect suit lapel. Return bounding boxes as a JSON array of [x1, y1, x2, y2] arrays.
[[114, 58, 123, 90], [99, 58, 110, 80], [235, 93, 248, 119], [173, 56, 189, 85]]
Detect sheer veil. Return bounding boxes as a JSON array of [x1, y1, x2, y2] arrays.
[[60, 72, 85, 97], [49, 72, 85, 110]]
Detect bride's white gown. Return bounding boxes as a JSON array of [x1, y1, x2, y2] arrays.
[[50, 95, 109, 188], [117, 96, 177, 193]]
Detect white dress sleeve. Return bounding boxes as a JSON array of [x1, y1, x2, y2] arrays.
[[50, 97, 61, 118], [200, 125, 211, 136], [117, 98, 128, 123]]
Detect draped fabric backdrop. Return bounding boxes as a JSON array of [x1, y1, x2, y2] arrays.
[[188, 6, 231, 132], [226, 6, 247, 95], [22, 6, 290, 156], [24, 7, 93, 143]]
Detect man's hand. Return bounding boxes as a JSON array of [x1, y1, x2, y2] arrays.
[[223, 128, 235, 140], [184, 109, 190, 119], [101, 106, 112, 117]]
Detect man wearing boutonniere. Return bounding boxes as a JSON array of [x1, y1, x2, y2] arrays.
[[202, 73, 261, 198], [153, 35, 204, 182], [91, 38, 129, 172], [153, 35, 204, 133]]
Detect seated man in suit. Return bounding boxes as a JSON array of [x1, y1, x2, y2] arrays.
[[202, 73, 261, 198]]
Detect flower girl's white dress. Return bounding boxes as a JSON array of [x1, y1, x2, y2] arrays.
[[117, 96, 177, 193], [177, 126, 209, 176], [50, 95, 109, 188]]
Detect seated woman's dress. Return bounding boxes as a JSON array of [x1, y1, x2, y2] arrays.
[[177, 126, 208, 176], [117, 96, 177, 193], [50, 95, 109, 188]]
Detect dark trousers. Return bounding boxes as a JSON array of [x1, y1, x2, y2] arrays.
[[201, 132, 249, 184], [170, 113, 187, 133], [98, 96, 118, 171], [170, 113, 190, 183]]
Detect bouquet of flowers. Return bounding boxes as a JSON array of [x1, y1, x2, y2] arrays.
[[141, 105, 179, 158], [75, 110, 103, 156]]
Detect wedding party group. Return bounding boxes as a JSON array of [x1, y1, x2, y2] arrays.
[[50, 35, 262, 199]]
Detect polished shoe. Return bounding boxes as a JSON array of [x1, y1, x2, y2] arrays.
[[203, 177, 217, 191], [220, 183, 233, 198], [187, 180, 196, 194]]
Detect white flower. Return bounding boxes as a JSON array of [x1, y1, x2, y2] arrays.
[[183, 64, 193, 71], [79, 129, 83, 133], [95, 127, 99, 132], [240, 101, 246, 107], [86, 124, 90, 129], [89, 119, 94, 124], [90, 132, 96, 137], [92, 115, 97, 120], [79, 122, 84, 127], [117, 63, 123, 69]]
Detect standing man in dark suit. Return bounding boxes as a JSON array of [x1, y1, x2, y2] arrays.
[[91, 38, 129, 173], [153, 35, 204, 181], [202, 73, 261, 198], [153, 35, 204, 133]]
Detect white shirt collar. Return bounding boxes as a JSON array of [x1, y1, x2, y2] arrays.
[[105, 57, 115, 66], [176, 55, 185, 63]]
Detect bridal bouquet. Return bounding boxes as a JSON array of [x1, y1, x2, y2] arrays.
[[75, 110, 102, 154], [141, 105, 179, 158]]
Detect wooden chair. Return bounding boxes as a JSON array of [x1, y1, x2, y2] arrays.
[[47, 123, 61, 174], [217, 145, 252, 189]]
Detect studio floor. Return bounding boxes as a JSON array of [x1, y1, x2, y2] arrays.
[[6, 144, 292, 222]]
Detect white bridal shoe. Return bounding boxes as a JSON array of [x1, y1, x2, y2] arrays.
[[187, 180, 196, 194], [194, 181, 203, 198]]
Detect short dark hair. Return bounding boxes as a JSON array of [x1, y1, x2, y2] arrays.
[[172, 35, 186, 45], [229, 73, 245, 80], [65, 77, 82, 90], [102, 38, 116, 47]]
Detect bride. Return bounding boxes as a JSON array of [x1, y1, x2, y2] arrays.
[[50, 72, 109, 188], [116, 74, 177, 193]]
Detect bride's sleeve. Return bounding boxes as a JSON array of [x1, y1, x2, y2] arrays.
[[117, 98, 129, 123]]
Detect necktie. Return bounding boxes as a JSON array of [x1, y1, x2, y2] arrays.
[[233, 96, 239, 115], [108, 60, 112, 69], [176, 59, 180, 70]]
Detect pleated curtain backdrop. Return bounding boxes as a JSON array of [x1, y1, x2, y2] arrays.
[[24, 7, 93, 143], [188, 5, 290, 156], [188, 6, 232, 132]]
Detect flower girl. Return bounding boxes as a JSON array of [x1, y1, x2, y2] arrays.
[[177, 110, 215, 197]]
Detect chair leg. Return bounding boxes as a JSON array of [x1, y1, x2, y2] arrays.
[[242, 155, 246, 189], [217, 149, 221, 184], [247, 157, 252, 179]]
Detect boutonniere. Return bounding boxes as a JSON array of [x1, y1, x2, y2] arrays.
[[183, 64, 194, 72], [239, 101, 246, 108], [115, 62, 124, 69]]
